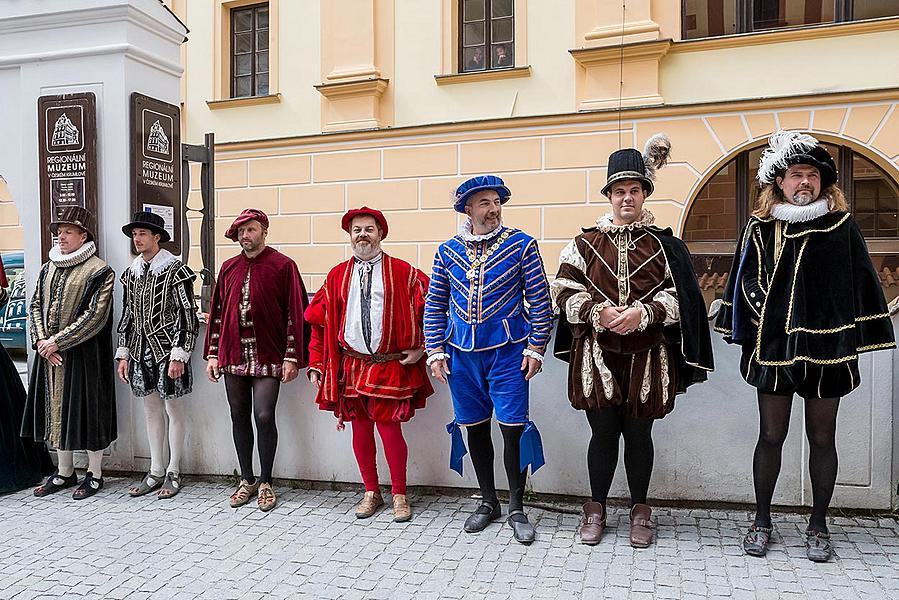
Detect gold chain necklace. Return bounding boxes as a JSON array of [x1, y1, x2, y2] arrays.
[[465, 228, 512, 280]]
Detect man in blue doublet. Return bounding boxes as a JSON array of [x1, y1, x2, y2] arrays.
[[424, 175, 553, 544]]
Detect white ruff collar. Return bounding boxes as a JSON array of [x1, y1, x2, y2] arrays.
[[130, 248, 177, 277], [459, 219, 503, 242], [770, 198, 830, 223], [49, 241, 96, 268], [595, 209, 655, 233]]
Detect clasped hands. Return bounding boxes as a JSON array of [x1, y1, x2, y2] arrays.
[[36, 337, 63, 367], [594, 305, 643, 335]]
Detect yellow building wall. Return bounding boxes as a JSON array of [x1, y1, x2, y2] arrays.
[[183, 93, 899, 292], [662, 27, 899, 106], [170, 3, 899, 292], [0, 178, 22, 252]]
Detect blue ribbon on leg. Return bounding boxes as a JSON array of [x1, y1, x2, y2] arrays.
[[446, 421, 468, 476], [519, 421, 545, 474]]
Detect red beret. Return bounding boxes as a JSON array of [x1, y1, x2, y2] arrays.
[[225, 208, 270, 241], [341, 207, 388, 239]]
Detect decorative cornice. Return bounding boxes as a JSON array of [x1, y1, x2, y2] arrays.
[[435, 66, 531, 86], [213, 88, 899, 155], [569, 39, 672, 67], [584, 19, 661, 44], [314, 78, 389, 100], [206, 93, 282, 110], [672, 16, 899, 54]]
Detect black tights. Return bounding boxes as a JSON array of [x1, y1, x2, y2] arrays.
[[224, 374, 282, 484], [753, 392, 840, 533], [585, 407, 654, 507], [466, 421, 529, 517]]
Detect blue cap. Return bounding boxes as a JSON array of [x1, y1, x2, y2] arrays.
[[453, 175, 511, 213]]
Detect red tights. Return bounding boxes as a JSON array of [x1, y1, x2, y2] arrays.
[[351, 414, 408, 495]]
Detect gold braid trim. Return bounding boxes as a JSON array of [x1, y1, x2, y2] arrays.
[[855, 313, 890, 322], [858, 342, 896, 352], [713, 326, 732, 335], [783, 213, 851, 238], [787, 324, 855, 335], [782, 237, 809, 336]]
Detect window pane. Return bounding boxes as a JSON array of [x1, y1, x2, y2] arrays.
[[682, 0, 737, 39], [463, 0, 485, 21], [683, 157, 739, 242], [491, 43, 513, 68], [256, 73, 269, 96], [257, 31, 269, 51], [256, 52, 269, 73], [234, 33, 252, 54], [233, 9, 252, 33], [753, 0, 832, 31], [463, 22, 485, 45], [854, 0, 899, 20], [463, 46, 487, 71], [255, 7, 269, 29], [234, 76, 252, 98], [853, 153, 899, 238], [235, 54, 252, 76], [491, 17, 513, 43], [491, 0, 513, 18]]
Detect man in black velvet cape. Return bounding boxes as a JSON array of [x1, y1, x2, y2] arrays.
[[715, 130, 895, 563]]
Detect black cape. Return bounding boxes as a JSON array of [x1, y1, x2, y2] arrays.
[[0, 343, 53, 493], [22, 266, 117, 452], [554, 225, 714, 393], [715, 212, 895, 363]]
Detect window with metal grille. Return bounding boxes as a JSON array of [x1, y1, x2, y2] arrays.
[[231, 3, 269, 98], [460, 0, 514, 73]]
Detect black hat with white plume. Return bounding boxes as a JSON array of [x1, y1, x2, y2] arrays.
[[757, 130, 838, 189], [602, 133, 672, 197]]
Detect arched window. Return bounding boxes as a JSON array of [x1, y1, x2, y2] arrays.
[[684, 142, 899, 305]]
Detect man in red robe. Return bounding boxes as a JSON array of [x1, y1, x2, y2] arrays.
[[204, 208, 310, 512], [306, 207, 433, 522]]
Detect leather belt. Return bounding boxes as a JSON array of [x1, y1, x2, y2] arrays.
[[342, 348, 404, 363]]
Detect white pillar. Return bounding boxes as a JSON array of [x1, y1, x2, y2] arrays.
[[0, 0, 186, 471]]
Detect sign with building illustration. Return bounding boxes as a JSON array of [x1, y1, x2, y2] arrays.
[[37, 92, 98, 258], [130, 92, 182, 254]]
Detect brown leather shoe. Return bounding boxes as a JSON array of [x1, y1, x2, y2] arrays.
[[629, 503, 654, 548], [392, 494, 412, 522], [355, 491, 384, 519], [579, 501, 605, 545]]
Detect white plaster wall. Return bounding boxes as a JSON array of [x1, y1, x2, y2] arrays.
[[172, 321, 898, 510]]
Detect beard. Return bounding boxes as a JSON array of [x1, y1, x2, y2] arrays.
[[352, 240, 380, 260], [789, 190, 816, 206]]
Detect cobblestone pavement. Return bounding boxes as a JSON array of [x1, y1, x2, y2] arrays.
[[1, 478, 898, 599]]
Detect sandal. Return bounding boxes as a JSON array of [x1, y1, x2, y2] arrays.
[[157, 472, 182, 499], [72, 472, 103, 500], [34, 471, 78, 497], [128, 472, 165, 497], [805, 529, 834, 562], [229, 479, 259, 508], [743, 524, 773, 557], [257, 482, 276, 512]]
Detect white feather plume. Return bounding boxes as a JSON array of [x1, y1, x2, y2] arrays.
[[757, 130, 818, 184], [642, 133, 671, 180]]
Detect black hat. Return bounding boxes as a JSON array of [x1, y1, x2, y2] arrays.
[[601, 134, 672, 198], [757, 130, 838, 190], [122, 210, 170, 243], [50, 206, 95, 241]]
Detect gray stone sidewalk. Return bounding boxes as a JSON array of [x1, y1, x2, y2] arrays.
[[1, 478, 898, 600]]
